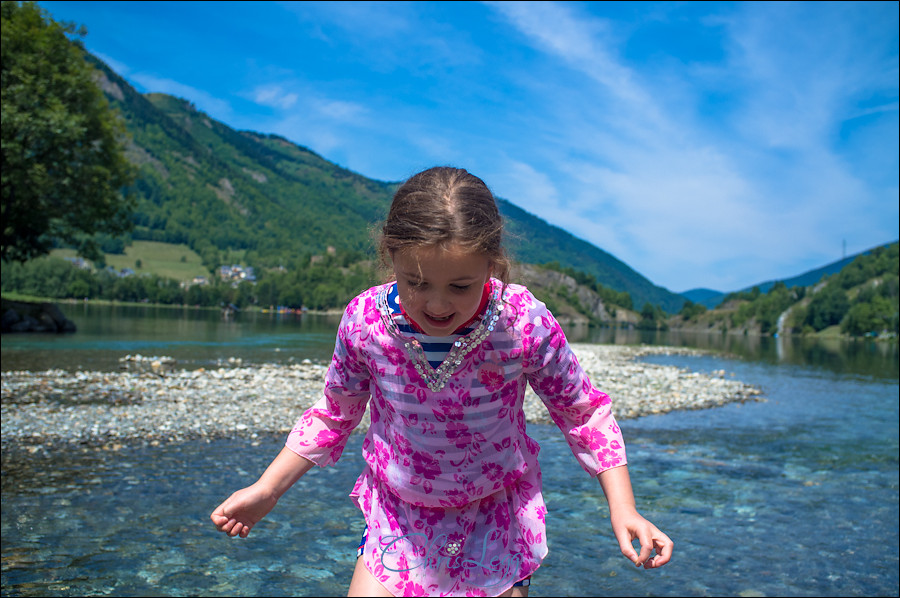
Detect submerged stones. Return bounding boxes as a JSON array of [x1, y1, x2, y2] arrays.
[[1, 344, 762, 449]]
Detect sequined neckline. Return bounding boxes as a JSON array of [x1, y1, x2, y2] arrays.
[[377, 280, 504, 392]]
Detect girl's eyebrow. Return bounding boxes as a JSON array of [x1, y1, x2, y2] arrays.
[[399, 270, 479, 284]]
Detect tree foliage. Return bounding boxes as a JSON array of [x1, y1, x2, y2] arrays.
[[723, 243, 898, 337], [0, 5, 685, 311], [1, 1, 134, 263], [0, 250, 378, 311], [637, 302, 669, 330], [678, 299, 707, 321], [541, 261, 634, 310]]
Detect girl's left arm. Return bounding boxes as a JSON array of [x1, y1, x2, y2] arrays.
[[597, 465, 674, 569]]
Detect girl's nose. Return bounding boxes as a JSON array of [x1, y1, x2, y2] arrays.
[[426, 293, 451, 314]]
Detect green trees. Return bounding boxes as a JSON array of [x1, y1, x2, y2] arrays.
[[799, 245, 898, 335], [841, 292, 896, 337], [726, 244, 899, 337], [678, 299, 707, 321], [804, 284, 851, 331], [541, 261, 634, 310], [1, 1, 134, 263], [0, 247, 379, 311], [638, 302, 668, 330]]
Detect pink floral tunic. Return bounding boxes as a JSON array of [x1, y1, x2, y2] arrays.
[[286, 279, 626, 596]]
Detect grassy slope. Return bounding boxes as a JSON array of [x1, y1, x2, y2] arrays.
[[50, 241, 208, 282]]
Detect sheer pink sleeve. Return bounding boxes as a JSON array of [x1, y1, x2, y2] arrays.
[[519, 293, 627, 475], [285, 294, 372, 466]]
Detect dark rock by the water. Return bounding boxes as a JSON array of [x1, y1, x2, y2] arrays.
[[1, 299, 77, 333]]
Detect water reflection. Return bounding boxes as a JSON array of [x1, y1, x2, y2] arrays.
[[1, 302, 343, 372], [2, 306, 898, 597], [565, 324, 898, 380], [2, 303, 897, 380]]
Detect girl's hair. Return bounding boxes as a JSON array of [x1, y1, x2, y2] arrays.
[[379, 166, 511, 285]]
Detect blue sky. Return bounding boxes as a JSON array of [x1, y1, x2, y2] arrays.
[[38, 1, 899, 293]]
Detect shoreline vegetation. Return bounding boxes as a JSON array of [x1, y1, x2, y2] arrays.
[[1, 344, 763, 452], [2, 293, 349, 316], [3, 292, 891, 341], [4, 242, 897, 338]]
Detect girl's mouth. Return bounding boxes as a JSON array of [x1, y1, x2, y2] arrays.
[[425, 313, 454, 325]]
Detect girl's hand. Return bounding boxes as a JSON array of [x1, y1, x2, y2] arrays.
[[597, 465, 673, 569], [210, 483, 278, 538], [609, 508, 674, 569], [210, 448, 315, 539]]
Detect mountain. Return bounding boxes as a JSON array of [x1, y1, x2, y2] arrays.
[[681, 241, 898, 309], [680, 288, 726, 306], [671, 242, 898, 338], [89, 54, 687, 312], [497, 199, 684, 312], [748, 242, 897, 293]]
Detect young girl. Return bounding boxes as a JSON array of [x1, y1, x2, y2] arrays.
[[211, 166, 673, 597]]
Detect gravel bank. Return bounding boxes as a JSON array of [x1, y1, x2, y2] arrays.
[[1, 344, 762, 450]]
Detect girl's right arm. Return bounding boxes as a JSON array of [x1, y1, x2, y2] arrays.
[[211, 291, 373, 538], [597, 464, 673, 569], [210, 447, 315, 538]]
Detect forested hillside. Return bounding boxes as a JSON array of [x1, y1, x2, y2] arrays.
[[7, 46, 895, 328], [81, 53, 685, 313], [681, 242, 894, 309], [671, 242, 899, 337]]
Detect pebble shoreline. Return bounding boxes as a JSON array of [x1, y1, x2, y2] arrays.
[[1, 344, 763, 451]]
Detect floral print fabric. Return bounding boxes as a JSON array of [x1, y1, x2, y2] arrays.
[[285, 279, 626, 596]]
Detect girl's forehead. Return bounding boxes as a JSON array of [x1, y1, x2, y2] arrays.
[[393, 244, 491, 276], [395, 241, 476, 260]]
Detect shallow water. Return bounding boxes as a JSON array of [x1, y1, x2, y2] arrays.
[[3, 351, 897, 597]]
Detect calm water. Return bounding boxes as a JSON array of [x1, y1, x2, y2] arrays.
[[0, 303, 343, 373], [2, 305, 898, 597]]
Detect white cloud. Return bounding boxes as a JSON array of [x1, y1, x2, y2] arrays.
[[482, 1, 898, 291], [251, 85, 299, 110], [491, 158, 560, 214], [92, 51, 130, 77], [129, 73, 233, 121], [248, 80, 367, 123], [488, 1, 663, 128], [312, 98, 367, 122]]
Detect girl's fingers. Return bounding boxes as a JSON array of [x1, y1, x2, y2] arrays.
[[636, 532, 654, 566], [220, 518, 236, 534], [644, 536, 674, 568]]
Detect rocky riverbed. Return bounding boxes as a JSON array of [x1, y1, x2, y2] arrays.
[[1, 344, 762, 450]]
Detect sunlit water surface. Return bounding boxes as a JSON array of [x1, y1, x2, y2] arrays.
[[2, 305, 897, 596]]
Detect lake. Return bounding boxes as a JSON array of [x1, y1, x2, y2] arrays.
[[2, 303, 898, 597]]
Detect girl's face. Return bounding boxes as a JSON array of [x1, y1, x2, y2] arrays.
[[392, 244, 493, 336]]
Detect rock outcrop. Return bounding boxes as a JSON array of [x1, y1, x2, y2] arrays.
[[1, 299, 77, 333]]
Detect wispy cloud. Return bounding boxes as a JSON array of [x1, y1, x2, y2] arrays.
[[129, 73, 233, 122], [311, 97, 367, 121], [92, 51, 130, 78], [487, 1, 663, 129], [251, 85, 299, 110], [486, 1, 898, 290], [47, 0, 895, 292]]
